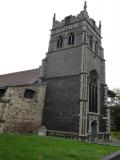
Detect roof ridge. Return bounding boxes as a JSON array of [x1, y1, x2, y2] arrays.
[[0, 68, 39, 77]]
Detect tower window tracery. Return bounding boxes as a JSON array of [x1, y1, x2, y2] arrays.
[[95, 41, 99, 54], [57, 36, 63, 49], [68, 33, 75, 45], [89, 70, 98, 113], [89, 35, 93, 49]]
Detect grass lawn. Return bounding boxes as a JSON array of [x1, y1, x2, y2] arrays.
[[112, 132, 120, 139], [0, 134, 120, 160]]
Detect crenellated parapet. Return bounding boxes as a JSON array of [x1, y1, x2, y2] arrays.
[[52, 7, 101, 36]]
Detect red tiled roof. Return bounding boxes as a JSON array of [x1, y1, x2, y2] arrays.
[[0, 68, 40, 87]]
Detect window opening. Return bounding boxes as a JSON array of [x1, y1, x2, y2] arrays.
[[68, 33, 75, 45], [24, 89, 35, 99]]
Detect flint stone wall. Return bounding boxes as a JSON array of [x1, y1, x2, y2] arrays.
[[0, 84, 46, 133]]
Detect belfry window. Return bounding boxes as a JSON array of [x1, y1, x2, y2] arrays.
[[89, 70, 98, 113], [68, 33, 75, 45], [95, 41, 99, 54], [57, 36, 63, 49], [89, 35, 93, 48]]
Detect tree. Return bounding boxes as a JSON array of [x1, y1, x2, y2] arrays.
[[108, 89, 120, 131]]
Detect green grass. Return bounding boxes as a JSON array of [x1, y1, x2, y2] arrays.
[[0, 134, 120, 160], [112, 131, 120, 139]]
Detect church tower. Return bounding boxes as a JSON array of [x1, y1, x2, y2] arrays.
[[42, 2, 110, 141]]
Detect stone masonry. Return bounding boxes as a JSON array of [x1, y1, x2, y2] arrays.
[[42, 2, 110, 141], [0, 84, 46, 133]]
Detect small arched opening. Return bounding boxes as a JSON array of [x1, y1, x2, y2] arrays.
[[57, 36, 63, 49], [95, 41, 99, 54], [68, 33, 75, 45], [90, 121, 98, 142], [89, 35, 93, 48]]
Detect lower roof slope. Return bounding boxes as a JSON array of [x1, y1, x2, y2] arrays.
[[0, 68, 40, 87]]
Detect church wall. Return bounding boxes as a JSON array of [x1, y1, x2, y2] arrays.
[[46, 47, 82, 78], [87, 48, 104, 83], [85, 20, 101, 44], [87, 47, 109, 134], [0, 84, 46, 133], [42, 76, 80, 134]]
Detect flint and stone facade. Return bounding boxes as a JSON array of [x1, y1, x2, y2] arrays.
[[0, 84, 46, 133]]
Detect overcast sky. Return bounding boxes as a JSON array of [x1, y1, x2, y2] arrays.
[[0, 0, 119, 89]]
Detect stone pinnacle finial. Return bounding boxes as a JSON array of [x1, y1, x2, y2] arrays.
[[99, 20, 102, 28], [84, 1, 87, 11], [99, 20, 102, 33], [53, 13, 56, 22]]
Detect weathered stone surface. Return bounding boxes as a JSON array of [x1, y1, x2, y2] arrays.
[[43, 76, 80, 133], [0, 84, 46, 133]]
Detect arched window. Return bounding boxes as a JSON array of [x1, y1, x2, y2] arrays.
[[89, 35, 93, 48], [84, 32, 87, 42], [68, 33, 75, 45], [57, 36, 63, 49], [95, 41, 99, 54], [89, 70, 98, 113]]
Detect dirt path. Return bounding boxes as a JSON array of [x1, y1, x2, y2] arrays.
[[97, 137, 120, 146]]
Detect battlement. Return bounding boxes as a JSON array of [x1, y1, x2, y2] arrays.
[[52, 2, 101, 35], [53, 11, 89, 29]]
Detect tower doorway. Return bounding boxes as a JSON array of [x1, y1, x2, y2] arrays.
[[90, 121, 97, 142]]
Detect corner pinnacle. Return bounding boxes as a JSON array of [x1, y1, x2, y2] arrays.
[[84, 1, 87, 11]]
